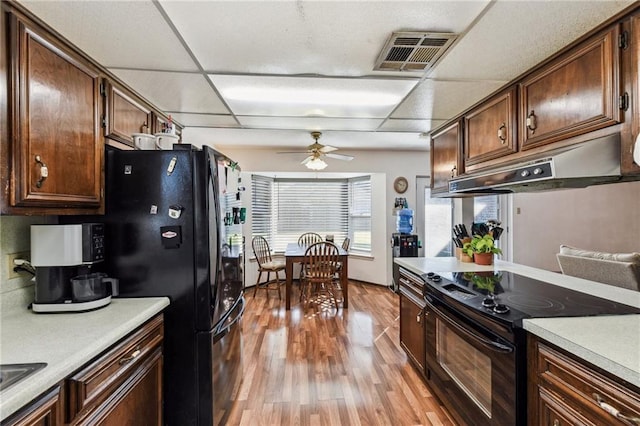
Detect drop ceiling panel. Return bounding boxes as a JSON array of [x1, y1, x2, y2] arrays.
[[168, 113, 238, 128], [18, 0, 198, 72], [160, 0, 490, 76], [379, 119, 448, 133], [110, 69, 230, 114], [391, 79, 507, 120], [431, 0, 635, 80], [237, 117, 384, 132], [210, 75, 418, 118], [183, 128, 426, 150]]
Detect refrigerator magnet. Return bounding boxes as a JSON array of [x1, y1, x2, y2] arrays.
[[150, 205, 158, 215], [167, 156, 177, 176], [168, 204, 183, 219], [160, 226, 182, 249]]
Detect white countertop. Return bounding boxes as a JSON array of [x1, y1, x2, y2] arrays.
[[0, 297, 170, 421], [395, 257, 640, 388]]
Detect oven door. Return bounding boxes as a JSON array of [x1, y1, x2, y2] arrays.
[[424, 298, 520, 426]]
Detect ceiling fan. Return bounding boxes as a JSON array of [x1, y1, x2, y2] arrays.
[[278, 132, 354, 170]]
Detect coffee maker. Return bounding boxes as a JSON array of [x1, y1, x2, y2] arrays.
[[31, 224, 118, 313]]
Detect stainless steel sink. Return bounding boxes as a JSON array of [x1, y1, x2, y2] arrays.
[[0, 363, 47, 392]]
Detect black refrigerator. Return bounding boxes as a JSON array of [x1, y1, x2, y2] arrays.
[[101, 145, 244, 425]]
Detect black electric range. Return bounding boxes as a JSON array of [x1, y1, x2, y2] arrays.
[[422, 270, 640, 329]]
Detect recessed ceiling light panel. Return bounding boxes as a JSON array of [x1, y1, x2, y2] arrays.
[[209, 75, 418, 118]]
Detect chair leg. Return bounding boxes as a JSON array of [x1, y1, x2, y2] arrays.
[[275, 271, 281, 300], [330, 282, 339, 310], [254, 270, 263, 298], [265, 271, 271, 300]]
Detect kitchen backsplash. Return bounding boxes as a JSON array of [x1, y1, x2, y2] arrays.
[[512, 180, 640, 271], [0, 215, 55, 309]]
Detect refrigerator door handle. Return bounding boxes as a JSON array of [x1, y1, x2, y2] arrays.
[[208, 152, 223, 325], [213, 296, 245, 342]]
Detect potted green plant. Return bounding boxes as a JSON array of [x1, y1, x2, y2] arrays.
[[466, 234, 502, 265]]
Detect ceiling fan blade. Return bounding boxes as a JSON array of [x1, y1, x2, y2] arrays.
[[319, 145, 338, 153], [277, 150, 310, 154], [301, 155, 314, 165], [325, 153, 354, 161]]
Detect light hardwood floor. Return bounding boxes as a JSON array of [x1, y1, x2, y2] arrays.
[[224, 281, 456, 425]]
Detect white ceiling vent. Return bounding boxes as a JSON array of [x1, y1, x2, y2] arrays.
[[374, 31, 458, 72]]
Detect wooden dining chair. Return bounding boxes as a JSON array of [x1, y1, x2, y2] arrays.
[[333, 237, 351, 287], [251, 236, 286, 299], [300, 241, 341, 309], [297, 232, 323, 246]]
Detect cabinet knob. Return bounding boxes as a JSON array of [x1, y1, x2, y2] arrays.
[[497, 123, 507, 144], [34, 155, 48, 188], [526, 110, 537, 134]]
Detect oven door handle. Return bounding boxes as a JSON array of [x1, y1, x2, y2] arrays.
[[430, 302, 514, 354]]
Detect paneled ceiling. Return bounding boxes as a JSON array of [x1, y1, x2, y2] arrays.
[[18, 0, 635, 152]]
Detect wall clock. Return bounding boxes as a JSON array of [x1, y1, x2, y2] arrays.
[[394, 177, 408, 194]]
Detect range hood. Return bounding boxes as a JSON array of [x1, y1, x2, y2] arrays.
[[447, 134, 623, 195]]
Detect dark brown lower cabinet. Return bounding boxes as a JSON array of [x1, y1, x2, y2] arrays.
[[2, 386, 62, 426], [72, 349, 162, 426], [1, 315, 163, 426], [67, 315, 164, 425], [398, 269, 426, 373], [399, 292, 425, 372], [528, 334, 640, 426]]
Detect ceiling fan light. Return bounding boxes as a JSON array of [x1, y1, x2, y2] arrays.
[[305, 158, 328, 170]]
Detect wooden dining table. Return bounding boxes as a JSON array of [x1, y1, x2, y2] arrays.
[[284, 242, 349, 310]]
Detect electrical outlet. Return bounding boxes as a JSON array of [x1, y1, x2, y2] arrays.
[[7, 251, 29, 280]]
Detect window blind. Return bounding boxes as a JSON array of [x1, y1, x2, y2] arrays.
[[272, 179, 348, 251], [348, 177, 371, 252], [251, 175, 371, 253], [251, 175, 274, 243]]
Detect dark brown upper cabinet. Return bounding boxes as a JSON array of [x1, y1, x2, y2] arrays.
[[464, 86, 518, 169], [104, 80, 153, 147], [5, 9, 103, 213], [520, 25, 622, 151], [430, 120, 462, 192], [621, 12, 640, 176]]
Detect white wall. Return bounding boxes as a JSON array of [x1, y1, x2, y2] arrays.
[[212, 146, 430, 286], [0, 216, 54, 307], [511, 180, 640, 271]]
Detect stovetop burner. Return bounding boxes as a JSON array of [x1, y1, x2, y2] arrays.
[[423, 270, 640, 327]]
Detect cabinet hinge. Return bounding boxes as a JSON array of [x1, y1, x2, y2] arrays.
[[99, 82, 106, 97], [101, 115, 106, 128], [618, 31, 629, 50], [619, 92, 630, 111]]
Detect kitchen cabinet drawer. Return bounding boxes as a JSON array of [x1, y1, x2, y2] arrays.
[[1, 386, 62, 426], [104, 80, 153, 148], [520, 25, 621, 150], [529, 335, 640, 426], [430, 120, 462, 193], [538, 387, 596, 426], [464, 86, 518, 169], [3, 6, 104, 214], [66, 315, 163, 422]]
